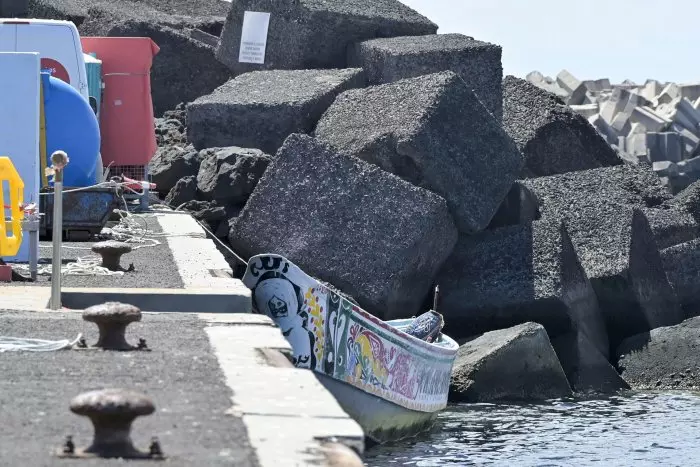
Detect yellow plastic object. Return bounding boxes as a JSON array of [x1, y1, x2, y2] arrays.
[[0, 156, 24, 257]]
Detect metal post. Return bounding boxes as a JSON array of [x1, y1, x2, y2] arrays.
[[28, 222, 38, 281], [50, 151, 68, 310]]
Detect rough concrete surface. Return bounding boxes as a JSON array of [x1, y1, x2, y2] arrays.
[[1, 216, 183, 290], [661, 238, 700, 318], [487, 181, 540, 230], [523, 167, 683, 346], [551, 332, 629, 394], [616, 317, 700, 390], [216, 0, 437, 74], [316, 71, 522, 233], [450, 322, 572, 402], [229, 134, 458, 320], [642, 206, 700, 250], [187, 68, 366, 153], [0, 311, 258, 466], [437, 219, 609, 359], [30, 0, 232, 115], [502, 75, 621, 177], [348, 33, 503, 120]]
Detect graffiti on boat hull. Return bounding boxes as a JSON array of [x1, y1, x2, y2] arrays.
[[243, 254, 456, 412]]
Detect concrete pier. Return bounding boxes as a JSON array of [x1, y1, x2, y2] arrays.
[[0, 210, 364, 466]]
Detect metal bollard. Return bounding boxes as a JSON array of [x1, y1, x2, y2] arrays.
[[50, 151, 69, 310]]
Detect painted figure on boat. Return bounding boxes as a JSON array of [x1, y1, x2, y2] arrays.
[[252, 275, 316, 368]]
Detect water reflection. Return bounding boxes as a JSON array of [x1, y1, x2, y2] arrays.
[[365, 391, 700, 466]]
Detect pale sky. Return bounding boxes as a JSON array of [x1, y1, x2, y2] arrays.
[[400, 0, 699, 85]]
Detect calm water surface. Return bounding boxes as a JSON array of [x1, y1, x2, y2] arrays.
[[364, 392, 700, 467]]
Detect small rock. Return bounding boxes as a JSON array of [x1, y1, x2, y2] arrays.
[[164, 175, 197, 208], [196, 147, 272, 204], [149, 145, 202, 196]]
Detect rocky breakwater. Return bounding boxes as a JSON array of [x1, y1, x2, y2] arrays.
[[148, 0, 699, 405], [527, 69, 700, 194]]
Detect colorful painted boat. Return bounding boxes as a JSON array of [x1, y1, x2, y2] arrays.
[[242, 254, 459, 443]]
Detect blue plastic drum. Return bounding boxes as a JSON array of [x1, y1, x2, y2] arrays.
[[41, 72, 101, 187]]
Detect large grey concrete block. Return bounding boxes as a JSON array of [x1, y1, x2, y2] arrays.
[[630, 106, 670, 133], [487, 181, 540, 230], [642, 207, 700, 250], [229, 134, 458, 320], [0, 0, 27, 16], [74, 1, 232, 115], [662, 239, 700, 317], [616, 317, 700, 390], [551, 331, 629, 394], [669, 180, 700, 222], [436, 219, 610, 359], [502, 76, 621, 177], [347, 33, 503, 120], [588, 113, 619, 145], [569, 104, 599, 119], [556, 69, 587, 105], [657, 83, 681, 105], [449, 323, 573, 402], [215, 0, 437, 74], [187, 68, 366, 153], [523, 168, 683, 347], [316, 71, 521, 233]]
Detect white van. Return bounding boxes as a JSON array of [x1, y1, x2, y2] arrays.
[[0, 18, 90, 102]]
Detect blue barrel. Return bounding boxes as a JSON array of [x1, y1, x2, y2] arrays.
[[42, 72, 101, 187]]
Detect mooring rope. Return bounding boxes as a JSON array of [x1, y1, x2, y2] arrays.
[[0, 333, 83, 352]]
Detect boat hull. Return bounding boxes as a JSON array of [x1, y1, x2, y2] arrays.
[[242, 254, 459, 442], [315, 373, 437, 444]]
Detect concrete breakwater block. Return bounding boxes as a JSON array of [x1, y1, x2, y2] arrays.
[[316, 71, 522, 233], [187, 68, 366, 153], [616, 317, 700, 390], [487, 181, 540, 230], [449, 323, 573, 403], [72, 1, 232, 115], [661, 239, 700, 318], [348, 33, 503, 120], [229, 134, 458, 320], [502, 76, 621, 177], [551, 332, 629, 393], [436, 219, 610, 360], [196, 146, 272, 205], [642, 206, 700, 250], [668, 180, 700, 222], [215, 0, 437, 74], [524, 169, 683, 345]]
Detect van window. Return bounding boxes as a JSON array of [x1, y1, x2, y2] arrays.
[[15, 24, 81, 88]]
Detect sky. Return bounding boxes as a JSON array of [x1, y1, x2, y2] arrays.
[[399, 0, 700, 85]]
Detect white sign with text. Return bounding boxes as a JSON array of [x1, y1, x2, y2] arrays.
[[238, 11, 271, 64]]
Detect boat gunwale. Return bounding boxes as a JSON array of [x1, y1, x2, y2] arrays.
[[245, 253, 459, 359]]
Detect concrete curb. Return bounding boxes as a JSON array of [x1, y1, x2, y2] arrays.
[[201, 313, 365, 466]]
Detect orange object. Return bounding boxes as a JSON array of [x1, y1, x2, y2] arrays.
[[80, 37, 160, 167]]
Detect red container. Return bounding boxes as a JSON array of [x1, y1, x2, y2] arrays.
[[81, 37, 160, 167]]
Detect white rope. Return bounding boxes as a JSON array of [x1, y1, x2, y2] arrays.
[[0, 333, 83, 352]]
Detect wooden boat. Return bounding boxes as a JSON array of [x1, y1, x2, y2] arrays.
[[242, 254, 459, 443]]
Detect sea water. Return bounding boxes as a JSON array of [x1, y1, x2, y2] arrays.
[[364, 391, 700, 466]]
